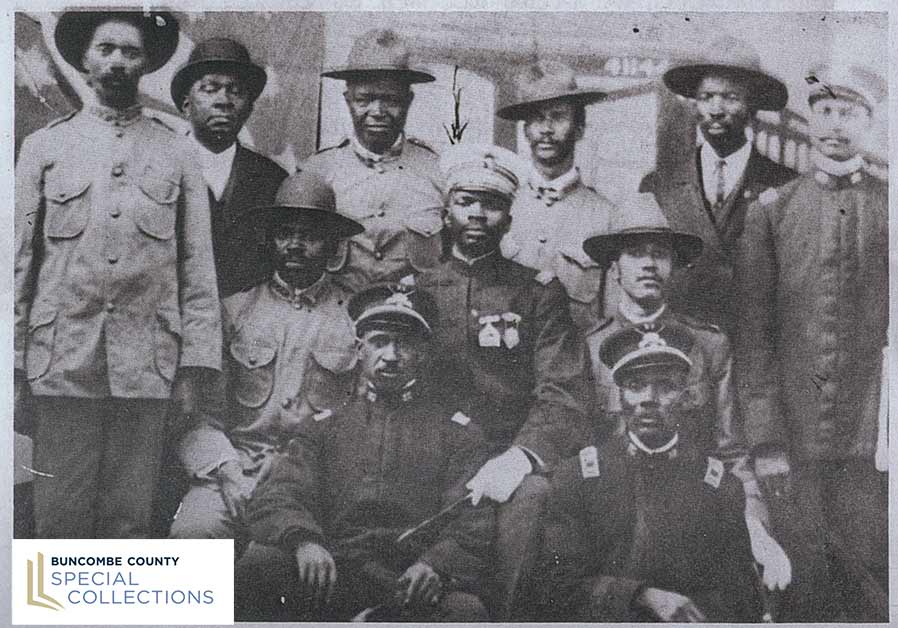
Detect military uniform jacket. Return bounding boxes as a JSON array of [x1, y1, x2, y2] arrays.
[[179, 274, 355, 480], [537, 437, 758, 622], [416, 253, 592, 463], [203, 142, 287, 297], [247, 378, 494, 586], [640, 148, 797, 334], [297, 136, 444, 293], [502, 169, 614, 333], [14, 107, 221, 399], [734, 166, 888, 461]]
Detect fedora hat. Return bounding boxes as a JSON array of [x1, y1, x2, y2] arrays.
[[54, 10, 179, 74], [170, 37, 267, 110], [583, 194, 703, 269], [496, 59, 606, 120], [321, 29, 435, 84], [662, 35, 788, 111], [248, 171, 365, 240]]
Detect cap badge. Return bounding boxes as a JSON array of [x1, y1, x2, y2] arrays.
[[385, 292, 414, 310]]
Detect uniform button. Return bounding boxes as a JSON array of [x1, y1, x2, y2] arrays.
[[105, 302, 115, 312], [248, 356, 257, 365], [107, 254, 118, 264], [281, 397, 292, 409], [471, 309, 478, 317], [538, 235, 548, 243], [115, 131, 124, 138], [377, 211, 386, 218], [293, 302, 302, 310], [374, 251, 384, 260], [112, 166, 124, 177], [110, 209, 121, 218]]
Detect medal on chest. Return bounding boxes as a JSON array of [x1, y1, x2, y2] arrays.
[[477, 312, 522, 348]]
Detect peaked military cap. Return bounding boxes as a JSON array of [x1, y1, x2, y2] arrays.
[[321, 29, 435, 84], [583, 193, 703, 268], [248, 171, 365, 239], [496, 59, 606, 120], [349, 278, 437, 337], [600, 323, 694, 385], [55, 10, 179, 74], [171, 37, 267, 110], [440, 143, 524, 201], [663, 35, 788, 111], [805, 62, 886, 111]]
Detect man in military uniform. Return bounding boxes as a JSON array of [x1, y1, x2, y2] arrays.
[[536, 324, 763, 622], [416, 144, 591, 617], [581, 194, 790, 590], [170, 172, 363, 542], [14, 11, 221, 538], [291, 29, 443, 293], [172, 37, 288, 298], [236, 283, 493, 621], [735, 64, 888, 622], [640, 36, 797, 334], [496, 59, 614, 332]]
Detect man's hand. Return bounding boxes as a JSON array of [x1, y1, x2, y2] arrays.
[[14, 369, 33, 436], [396, 561, 441, 608], [466, 447, 532, 505], [754, 450, 791, 500], [217, 460, 253, 521], [295, 542, 336, 611], [746, 517, 792, 590], [637, 587, 707, 622]]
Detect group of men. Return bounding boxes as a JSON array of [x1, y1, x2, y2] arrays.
[[14, 9, 888, 623]]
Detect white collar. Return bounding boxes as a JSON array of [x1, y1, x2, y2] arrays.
[[811, 150, 865, 177], [699, 133, 753, 200], [188, 134, 237, 201], [627, 430, 679, 457], [452, 244, 497, 266], [617, 300, 666, 326]]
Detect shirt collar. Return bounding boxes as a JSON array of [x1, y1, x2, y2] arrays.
[[626, 430, 679, 459], [617, 300, 666, 326], [361, 377, 419, 404], [811, 150, 865, 177], [351, 132, 404, 167], [87, 103, 143, 127], [528, 166, 581, 204], [269, 272, 330, 307], [451, 244, 498, 267], [700, 132, 753, 176]]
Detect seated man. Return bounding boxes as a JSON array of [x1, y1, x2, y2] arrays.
[[170, 172, 364, 541], [536, 324, 769, 622], [235, 282, 493, 622]]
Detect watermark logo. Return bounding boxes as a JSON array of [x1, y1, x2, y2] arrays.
[[26, 552, 64, 611]]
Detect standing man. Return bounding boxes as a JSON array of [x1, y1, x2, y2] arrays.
[[735, 64, 888, 622], [640, 36, 796, 333], [581, 194, 790, 587], [294, 29, 444, 293], [496, 59, 614, 333], [14, 11, 221, 538], [171, 37, 288, 298], [170, 172, 363, 542], [416, 144, 591, 617], [237, 283, 493, 622], [536, 324, 763, 622]]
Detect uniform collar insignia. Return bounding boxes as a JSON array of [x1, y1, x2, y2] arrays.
[[528, 166, 581, 205], [88, 103, 143, 127], [617, 302, 667, 326], [351, 133, 405, 168], [269, 272, 329, 307], [361, 377, 419, 404]]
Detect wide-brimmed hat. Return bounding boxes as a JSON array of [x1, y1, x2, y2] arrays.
[[583, 194, 703, 268], [349, 279, 437, 337], [321, 29, 435, 84], [600, 322, 694, 385], [247, 171, 365, 240], [496, 59, 606, 120], [662, 35, 788, 111], [54, 10, 179, 74], [170, 37, 267, 110], [805, 62, 886, 111]]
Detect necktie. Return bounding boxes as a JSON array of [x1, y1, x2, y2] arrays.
[[713, 159, 727, 208]]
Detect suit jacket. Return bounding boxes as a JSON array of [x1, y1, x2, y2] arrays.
[[207, 143, 287, 297], [15, 107, 221, 399], [640, 147, 797, 334]]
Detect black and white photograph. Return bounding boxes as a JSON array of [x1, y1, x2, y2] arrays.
[[9, 4, 892, 624]]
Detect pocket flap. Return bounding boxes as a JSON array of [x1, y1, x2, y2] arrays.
[[229, 340, 277, 370], [156, 309, 182, 337], [28, 308, 57, 332], [138, 163, 181, 204], [46, 176, 91, 204]]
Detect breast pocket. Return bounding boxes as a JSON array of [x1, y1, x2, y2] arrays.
[[44, 171, 91, 239], [136, 163, 180, 240], [229, 340, 277, 408]]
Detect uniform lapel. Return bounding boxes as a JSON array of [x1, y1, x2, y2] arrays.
[[665, 151, 725, 255]]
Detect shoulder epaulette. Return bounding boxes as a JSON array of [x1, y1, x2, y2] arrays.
[[407, 136, 437, 154], [144, 112, 177, 133], [312, 408, 333, 422], [315, 138, 349, 154], [674, 312, 723, 335], [579, 445, 600, 479], [450, 411, 471, 426], [44, 110, 77, 129], [703, 456, 724, 489], [758, 187, 779, 206]]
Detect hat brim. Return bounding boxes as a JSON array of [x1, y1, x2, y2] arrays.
[[245, 205, 365, 240], [171, 59, 267, 110], [320, 67, 435, 84], [663, 63, 788, 111], [612, 351, 692, 386], [54, 11, 179, 74], [495, 90, 607, 120], [583, 229, 704, 269], [354, 306, 432, 337]]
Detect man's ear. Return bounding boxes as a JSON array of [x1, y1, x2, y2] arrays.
[[574, 121, 585, 143]]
